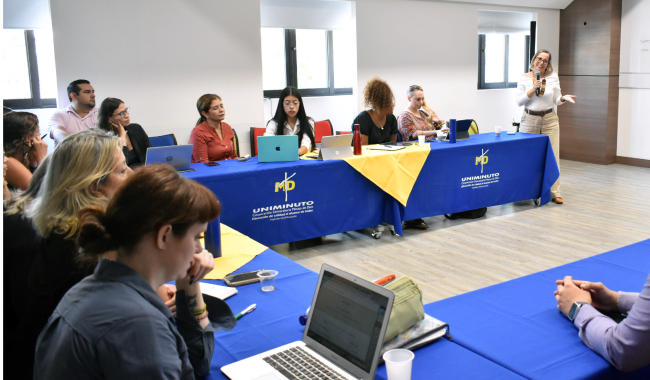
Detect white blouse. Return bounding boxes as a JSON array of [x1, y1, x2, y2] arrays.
[[264, 118, 315, 150], [516, 72, 566, 111]]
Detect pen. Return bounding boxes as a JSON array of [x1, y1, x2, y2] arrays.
[[41, 134, 47, 139], [235, 304, 257, 320]]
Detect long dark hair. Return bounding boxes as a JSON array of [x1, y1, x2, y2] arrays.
[[267, 87, 315, 151], [96, 98, 124, 135], [196, 94, 222, 127], [3, 112, 39, 166]]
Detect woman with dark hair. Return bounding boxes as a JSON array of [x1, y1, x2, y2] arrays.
[[264, 87, 316, 155], [516, 49, 576, 205], [352, 77, 398, 145], [3, 111, 48, 191], [96, 97, 152, 168], [34, 165, 235, 379], [190, 94, 238, 163]]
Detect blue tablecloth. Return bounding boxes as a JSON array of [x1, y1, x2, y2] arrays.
[[425, 239, 650, 380], [205, 250, 524, 380], [185, 133, 559, 246]]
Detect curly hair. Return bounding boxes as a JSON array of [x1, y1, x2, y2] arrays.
[[363, 77, 394, 111], [3, 112, 39, 166]]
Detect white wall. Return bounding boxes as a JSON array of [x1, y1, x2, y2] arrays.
[[617, 0, 650, 161], [3, 0, 51, 29], [49, 0, 265, 155], [354, 0, 559, 133]]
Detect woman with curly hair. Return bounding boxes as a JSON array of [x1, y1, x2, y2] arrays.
[[3, 112, 48, 191], [351, 77, 398, 145]]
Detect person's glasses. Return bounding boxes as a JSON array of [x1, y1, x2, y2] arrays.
[[283, 101, 300, 108], [536, 57, 549, 64], [113, 107, 130, 117]]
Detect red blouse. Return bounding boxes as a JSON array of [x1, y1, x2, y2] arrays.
[[189, 121, 238, 163]]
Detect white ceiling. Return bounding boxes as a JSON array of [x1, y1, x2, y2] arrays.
[[438, 0, 574, 10]]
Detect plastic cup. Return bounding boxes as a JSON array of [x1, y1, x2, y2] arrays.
[[257, 270, 278, 292], [437, 132, 444, 142], [383, 349, 414, 380], [495, 126, 502, 136], [417, 135, 425, 146]]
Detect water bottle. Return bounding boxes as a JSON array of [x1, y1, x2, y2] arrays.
[[353, 124, 362, 155], [449, 119, 457, 144]]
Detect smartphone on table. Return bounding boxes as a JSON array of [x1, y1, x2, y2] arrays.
[[205, 161, 220, 167], [224, 270, 265, 287]]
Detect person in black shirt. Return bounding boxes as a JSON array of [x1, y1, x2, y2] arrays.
[[351, 77, 398, 145], [96, 97, 152, 168]]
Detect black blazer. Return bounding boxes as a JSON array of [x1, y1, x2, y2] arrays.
[[122, 123, 152, 168]]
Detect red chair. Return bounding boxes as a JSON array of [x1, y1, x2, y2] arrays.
[[336, 131, 351, 135], [314, 120, 334, 143], [249, 127, 266, 156]]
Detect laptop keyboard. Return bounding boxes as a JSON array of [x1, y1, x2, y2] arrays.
[[263, 346, 347, 380]]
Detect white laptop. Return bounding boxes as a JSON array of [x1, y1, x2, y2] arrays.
[[145, 145, 195, 172], [221, 264, 395, 380], [318, 134, 354, 160]]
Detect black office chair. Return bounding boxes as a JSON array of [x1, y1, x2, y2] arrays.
[[233, 129, 241, 157]]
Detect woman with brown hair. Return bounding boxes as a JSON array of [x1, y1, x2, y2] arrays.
[[351, 77, 399, 145], [96, 97, 152, 168], [190, 94, 238, 163], [34, 165, 234, 379], [3, 111, 48, 191], [516, 49, 576, 205]]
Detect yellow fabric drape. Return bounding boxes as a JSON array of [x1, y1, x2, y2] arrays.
[[202, 224, 268, 280], [343, 144, 430, 206]]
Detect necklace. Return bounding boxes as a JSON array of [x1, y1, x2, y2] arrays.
[[371, 110, 385, 129]]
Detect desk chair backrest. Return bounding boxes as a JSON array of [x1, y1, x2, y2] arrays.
[[250, 127, 265, 156], [314, 120, 334, 143], [233, 129, 240, 156], [469, 120, 479, 135], [149, 134, 178, 147]]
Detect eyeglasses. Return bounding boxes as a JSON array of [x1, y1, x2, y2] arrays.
[[113, 107, 130, 117], [535, 57, 549, 64], [283, 101, 300, 108]]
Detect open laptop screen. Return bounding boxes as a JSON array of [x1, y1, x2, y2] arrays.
[[306, 271, 389, 373]]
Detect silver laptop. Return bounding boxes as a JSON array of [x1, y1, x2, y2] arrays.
[[145, 145, 195, 172], [221, 264, 395, 380], [318, 134, 354, 160]]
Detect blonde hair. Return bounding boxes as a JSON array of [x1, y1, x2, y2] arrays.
[[27, 129, 122, 238], [3, 155, 49, 215], [530, 49, 554, 74]]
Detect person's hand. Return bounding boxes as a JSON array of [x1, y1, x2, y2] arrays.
[[183, 249, 215, 285], [533, 80, 542, 90], [556, 279, 618, 312], [110, 119, 127, 139], [562, 95, 577, 104], [554, 276, 592, 317], [28, 135, 48, 167], [164, 284, 177, 316]]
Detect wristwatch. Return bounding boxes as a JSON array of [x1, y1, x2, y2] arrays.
[[568, 302, 589, 322]]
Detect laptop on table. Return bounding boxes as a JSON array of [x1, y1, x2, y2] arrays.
[[145, 145, 195, 172], [318, 134, 354, 160], [257, 135, 300, 163], [221, 264, 395, 380]]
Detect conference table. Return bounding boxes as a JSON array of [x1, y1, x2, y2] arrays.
[[204, 239, 650, 379], [185, 133, 560, 246]]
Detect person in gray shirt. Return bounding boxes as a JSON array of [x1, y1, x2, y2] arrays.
[[34, 164, 236, 379]]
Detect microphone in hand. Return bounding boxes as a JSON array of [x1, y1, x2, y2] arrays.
[[535, 71, 541, 96]]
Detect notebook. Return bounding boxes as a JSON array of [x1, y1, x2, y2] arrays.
[[257, 135, 299, 163], [145, 145, 195, 172], [200, 282, 238, 300], [221, 264, 395, 380]]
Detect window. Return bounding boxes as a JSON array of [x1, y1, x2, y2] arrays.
[[3, 29, 57, 109], [478, 34, 530, 89], [261, 28, 353, 98]]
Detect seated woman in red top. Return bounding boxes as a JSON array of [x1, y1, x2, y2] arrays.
[[189, 94, 238, 163]]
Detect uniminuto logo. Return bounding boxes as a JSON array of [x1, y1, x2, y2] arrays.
[[475, 149, 488, 173], [275, 172, 296, 202]]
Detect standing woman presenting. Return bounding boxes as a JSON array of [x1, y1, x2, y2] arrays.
[[516, 49, 576, 204], [264, 87, 316, 156], [190, 94, 238, 163]]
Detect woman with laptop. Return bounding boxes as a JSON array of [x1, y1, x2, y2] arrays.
[[398, 85, 447, 141], [33, 164, 234, 379], [264, 86, 316, 156], [516, 49, 577, 205], [190, 94, 238, 163], [351, 77, 399, 145], [97, 97, 152, 168]]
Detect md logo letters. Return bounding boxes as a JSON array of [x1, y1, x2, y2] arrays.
[[275, 172, 296, 202], [475, 149, 489, 173]]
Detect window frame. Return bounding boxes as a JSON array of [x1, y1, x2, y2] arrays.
[[478, 34, 530, 90], [263, 28, 353, 98], [3, 30, 57, 109]]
